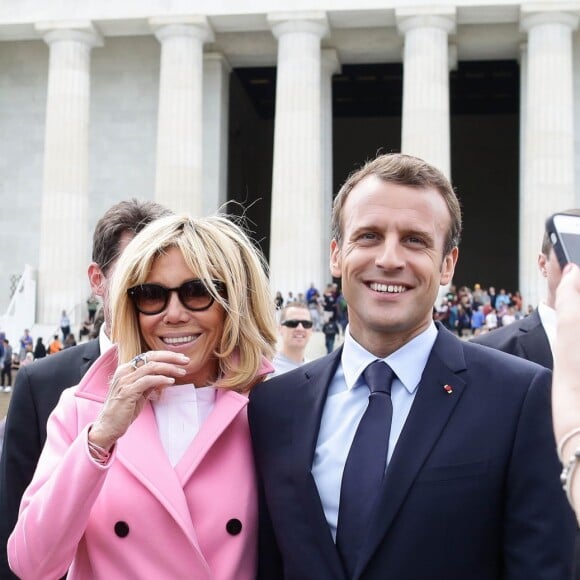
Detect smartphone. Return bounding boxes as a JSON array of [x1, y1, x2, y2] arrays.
[[546, 212, 580, 268]]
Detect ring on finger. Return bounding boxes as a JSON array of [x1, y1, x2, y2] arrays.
[[130, 353, 148, 370]]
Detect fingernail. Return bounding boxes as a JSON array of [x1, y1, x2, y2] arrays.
[[179, 354, 190, 361]]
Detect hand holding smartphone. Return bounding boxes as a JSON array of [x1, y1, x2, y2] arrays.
[[546, 212, 580, 268]]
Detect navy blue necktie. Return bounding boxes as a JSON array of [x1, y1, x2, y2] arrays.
[[336, 360, 394, 578]]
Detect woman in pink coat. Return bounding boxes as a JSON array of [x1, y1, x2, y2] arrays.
[[8, 214, 277, 579]]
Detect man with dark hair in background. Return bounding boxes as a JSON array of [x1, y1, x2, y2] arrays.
[[473, 208, 580, 367], [473, 207, 580, 579], [0, 199, 171, 578]]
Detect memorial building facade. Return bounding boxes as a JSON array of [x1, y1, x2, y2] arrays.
[[1, 0, 579, 324]]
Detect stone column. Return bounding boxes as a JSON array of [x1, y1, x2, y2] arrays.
[[321, 49, 340, 285], [35, 21, 102, 326], [520, 8, 578, 310], [397, 8, 455, 178], [268, 12, 328, 297], [203, 52, 231, 215], [150, 16, 214, 216], [518, 42, 528, 274]]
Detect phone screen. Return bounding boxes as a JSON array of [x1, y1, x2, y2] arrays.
[[559, 231, 580, 264], [549, 213, 580, 267]]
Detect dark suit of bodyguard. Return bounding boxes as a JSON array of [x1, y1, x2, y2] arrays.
[[0, 340, 100, 576], [0, 198, 171, 579], [249, 154, 575, 579]]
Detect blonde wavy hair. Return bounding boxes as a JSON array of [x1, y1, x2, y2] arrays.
[[109, 213, 277, 391]]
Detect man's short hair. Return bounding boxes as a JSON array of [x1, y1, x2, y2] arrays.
[[92, 199, 172, 275], [279, 302, 311, 323], [541, 208, 580, 255], [331, 153, 462, 256]]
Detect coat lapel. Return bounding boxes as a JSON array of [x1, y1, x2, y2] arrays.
[[174, 389, 248, 484], [74, 348, 200, 549], [116, 402, 200, 544], [355, 326, 468, 578], [117, 390, 255, 550], [290, 349, 348, 580]]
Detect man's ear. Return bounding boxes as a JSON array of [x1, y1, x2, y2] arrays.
[[330, 239, 342, 278], [538, 253, 548, 277], [440, 247, 459, 285], [88, 263, 105, 297]]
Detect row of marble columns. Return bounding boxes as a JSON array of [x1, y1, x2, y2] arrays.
[[35, 8, 578, 324]]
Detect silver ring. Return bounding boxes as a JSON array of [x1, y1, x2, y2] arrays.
[[130, 353, 148, 370]]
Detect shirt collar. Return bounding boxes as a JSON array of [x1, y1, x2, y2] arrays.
[[99, 324, 113, 354], [341, 322, 438, 395]]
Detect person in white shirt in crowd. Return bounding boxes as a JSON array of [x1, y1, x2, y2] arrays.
[[271, 302, 314, 377], [484, 308, 498, 332]]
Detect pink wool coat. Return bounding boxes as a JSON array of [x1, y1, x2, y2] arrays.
[[8, 347, 271, 580]]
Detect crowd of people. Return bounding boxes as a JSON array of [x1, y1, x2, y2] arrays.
[[0, 157, 578, 580], [0, 310, 105, 393], [434, 283, 528, 337]]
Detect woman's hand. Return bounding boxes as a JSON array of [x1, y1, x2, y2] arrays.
[[553, 263, 580, 448], [555, 263, 580, 351], [89, 351, 190, 450]]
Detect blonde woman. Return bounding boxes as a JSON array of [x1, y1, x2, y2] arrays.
[[9, 214, 277, 579]]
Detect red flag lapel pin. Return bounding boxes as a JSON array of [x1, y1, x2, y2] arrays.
[[443, 384, 453, 395]]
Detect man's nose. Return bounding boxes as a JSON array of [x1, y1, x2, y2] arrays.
[[376, 237, 405, 269]]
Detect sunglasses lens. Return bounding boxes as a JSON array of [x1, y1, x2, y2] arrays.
[[283, 320, 313, 329], [130, 284, 167, 314], [128, 280, 224, 315], [180, 280, 214, 310]]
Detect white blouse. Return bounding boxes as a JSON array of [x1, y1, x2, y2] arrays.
[[152, 384, 217, 467]]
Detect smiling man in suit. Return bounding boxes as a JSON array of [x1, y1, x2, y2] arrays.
[[0, 199, 171, 579], [249, 153, 575, 580]]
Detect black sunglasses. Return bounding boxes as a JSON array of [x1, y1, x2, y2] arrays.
[[128, 279, 225, 315], [281, 319, 313, 329]]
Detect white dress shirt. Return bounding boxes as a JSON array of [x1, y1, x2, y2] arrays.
[[312, 323, 438, 540], [537, 301, 556, 356], [98, 324, 113, 355]]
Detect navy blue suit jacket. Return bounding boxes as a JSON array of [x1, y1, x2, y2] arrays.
[[249, 324, 575, 580], [0, 339, 100, 579], [472, 309, 553, 370]]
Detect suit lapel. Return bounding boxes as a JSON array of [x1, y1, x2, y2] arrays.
[[80, 339, 101, 377], [515, 311, 553, 369], [291, 349, 348, 579], [355, 326, 468, 578]]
